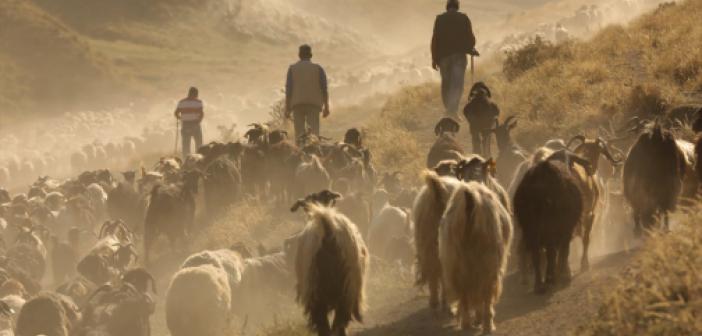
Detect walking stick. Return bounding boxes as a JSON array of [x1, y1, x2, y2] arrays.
[[470, 55, 475, 86], [174, 118, 180, 156]]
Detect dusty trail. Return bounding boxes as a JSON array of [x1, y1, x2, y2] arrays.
[[352, 250, 634, 336]]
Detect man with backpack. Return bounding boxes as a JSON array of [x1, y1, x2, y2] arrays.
[[431, 0, 478, 116]]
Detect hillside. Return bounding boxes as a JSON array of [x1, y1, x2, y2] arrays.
[[252, 1, 702, 334]]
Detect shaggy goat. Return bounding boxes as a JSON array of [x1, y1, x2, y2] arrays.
[[427, 117, 464, 169], [514, 160, 583, 294], [623, 125, 686, 234], [412, 171, 463, 309], [295, 204, 368, 336], [439, 181, 513, 333], [79, 281, 155, 336]]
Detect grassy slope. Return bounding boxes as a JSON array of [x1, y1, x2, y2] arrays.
[[253, 1, 702, 334]]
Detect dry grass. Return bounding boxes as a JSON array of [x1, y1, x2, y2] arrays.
[[576, 206, 702, 335]]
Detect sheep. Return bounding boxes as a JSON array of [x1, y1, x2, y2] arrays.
[[514, 159, 583, 294], [166, 248, 246, 336], [427, 117, 464, 169], [439, 181, 513, 333], [166, 265, 232, 336], [144, 170, 202, 265], [623, 124, 686, 234], [294, 204, 368, 336], [413, 171, 463, 310], [15, 293, 80, 336], [5, 229, 47, 281], [44, 192, 66, 212], [294, 154, 332, 199], [85, 183, 108, 223], [366, 204, 413, 264]]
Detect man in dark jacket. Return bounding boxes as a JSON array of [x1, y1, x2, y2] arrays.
[[464, 82, 499, 157], [431, 0, 477, 116]]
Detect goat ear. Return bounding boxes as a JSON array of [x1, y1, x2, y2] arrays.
[[509, 121, 518, 130], [485, 158, 497, 177]]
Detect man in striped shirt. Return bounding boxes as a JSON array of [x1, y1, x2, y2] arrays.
[[285, 44, 330, 144], [174, 87, 204, 157]]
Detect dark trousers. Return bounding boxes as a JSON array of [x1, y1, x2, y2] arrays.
[[439, 53, 467, 116], [471, 128, 492, 158], [293, 105, 321, 144], [181, 122, 203, 157]]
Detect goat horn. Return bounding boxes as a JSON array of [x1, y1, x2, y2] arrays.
[[504, 115, 518, 126], [567, 135, 586, 149]]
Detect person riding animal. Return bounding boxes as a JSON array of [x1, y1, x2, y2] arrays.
[[463, 82, 500, 157]]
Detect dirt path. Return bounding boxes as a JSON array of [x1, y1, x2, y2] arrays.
[[351, 250, 635, 336]]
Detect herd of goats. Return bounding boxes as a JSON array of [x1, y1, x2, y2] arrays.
[[0, 106, 700, 336]]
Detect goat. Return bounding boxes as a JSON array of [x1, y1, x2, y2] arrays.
[[514, 160, 583, 294], [427, 117, 464, 169], [566, 136, 623, 270], [455, 156, 511, 212], [623, 125, 686, 234], [439, 181, 513, 333], [294, 154, 332, 199], [203, 157, 242, 219], [291, 190, 343, 213], [493, 116, 527, 185], [144, 170, 202, 265], [107, 171, 144, 232], [79, 281, 155, 336], [412, 171, 463, 310], [295, 204, 368, 336]]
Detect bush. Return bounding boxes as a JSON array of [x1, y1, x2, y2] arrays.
[[577, 206, 702, 336], [502, 36, 571, 82]]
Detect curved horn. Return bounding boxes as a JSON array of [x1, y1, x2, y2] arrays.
[[598, 138, 624, 165], [567, 135, 586, 149], [504, 115, 518, 126]]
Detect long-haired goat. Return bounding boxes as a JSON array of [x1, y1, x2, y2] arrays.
[[412, 171, 463, 310], [439, 181, 513, 333], [295, 204, 368, 336]]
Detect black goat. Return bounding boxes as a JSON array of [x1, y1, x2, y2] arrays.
[[514, 160, 583, 294]]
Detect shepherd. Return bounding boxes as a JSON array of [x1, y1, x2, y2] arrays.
[[174, 87, 204, 157], [431, 0, 479, 117], [285, 44, 331, 145]]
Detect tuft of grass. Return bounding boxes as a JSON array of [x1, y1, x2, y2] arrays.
[[576, 206, 702, 335]]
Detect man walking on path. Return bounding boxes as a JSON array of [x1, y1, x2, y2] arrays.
[[174, 87, 204, 157], [285, 44, 330, 144], [431, 0, 478, 116]]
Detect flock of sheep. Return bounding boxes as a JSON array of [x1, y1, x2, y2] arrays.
[[0, 103, 700, 336]]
